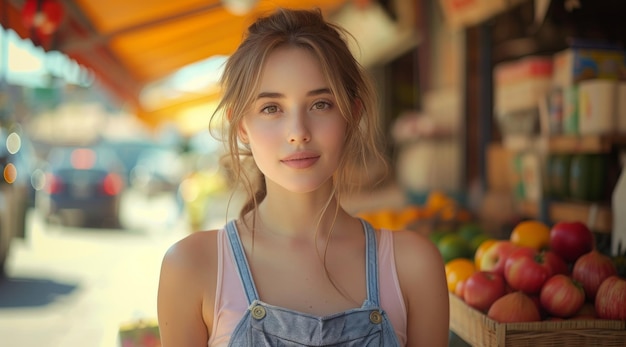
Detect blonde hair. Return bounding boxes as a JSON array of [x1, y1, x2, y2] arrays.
[[210, 7, 387, 219]]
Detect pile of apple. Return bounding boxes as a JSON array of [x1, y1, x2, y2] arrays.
[[456, 220, 626, 323]]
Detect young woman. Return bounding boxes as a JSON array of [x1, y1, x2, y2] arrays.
[[157, 7, 449, 347]]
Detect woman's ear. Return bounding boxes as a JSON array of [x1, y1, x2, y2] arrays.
[[229, 108, 249, 143], [238, 123, 249, 144]]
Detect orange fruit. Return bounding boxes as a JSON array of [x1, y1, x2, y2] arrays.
[[474, 238, 497, 268], [376, 209, 400, 230], [445, 258, 476, 293], [510, 220, 550, 250], [426, 190, 451, 212], [398, 206, 421, 227], [356, 211, 378, 228]]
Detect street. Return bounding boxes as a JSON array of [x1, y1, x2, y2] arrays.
[[0, 191, 213, 347]]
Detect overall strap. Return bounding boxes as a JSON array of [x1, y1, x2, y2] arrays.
[[361, 219, 381, 308], [224, 220, 259, 305]]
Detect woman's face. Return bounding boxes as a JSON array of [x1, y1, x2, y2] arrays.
[[240, 46, 347, 194]]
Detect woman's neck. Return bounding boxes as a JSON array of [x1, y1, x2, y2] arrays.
[[254, 182, 348, 239]]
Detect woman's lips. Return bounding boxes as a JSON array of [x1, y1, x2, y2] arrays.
[[281, 153, 320, 169]]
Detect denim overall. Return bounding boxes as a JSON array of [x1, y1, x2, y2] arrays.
[[224, 219, 402, 346]]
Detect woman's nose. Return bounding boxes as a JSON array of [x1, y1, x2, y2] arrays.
[[288, 113, 311, 143]]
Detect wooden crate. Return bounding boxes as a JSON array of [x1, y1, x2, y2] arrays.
[[449, 293, 626, 347]]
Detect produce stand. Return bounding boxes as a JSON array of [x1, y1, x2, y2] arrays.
[[449, 293, 626, 347]]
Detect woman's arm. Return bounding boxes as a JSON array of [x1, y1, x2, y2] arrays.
[[393, 230, 450, 347], [157, 231, 217, 346]]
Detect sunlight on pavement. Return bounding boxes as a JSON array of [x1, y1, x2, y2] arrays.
[[0, 188, 245, 347]]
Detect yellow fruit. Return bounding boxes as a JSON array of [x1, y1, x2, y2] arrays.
[[445, 258, 476, 293], [474, 238, 497, 268], [510, 220, 550, 250]]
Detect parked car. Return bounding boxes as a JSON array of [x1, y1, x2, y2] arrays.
[[119, 146, 186, 230], [0, 125, 32, 276], [129, 146, 184, 197], [37, 143, 127, 228], [102, 139, 161, 184]]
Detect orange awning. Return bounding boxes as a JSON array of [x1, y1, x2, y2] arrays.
[[1, 0, 350, 128]]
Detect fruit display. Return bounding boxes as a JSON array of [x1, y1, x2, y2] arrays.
[[549, 221, 594, 263], [448, 218, 626, 323], [444, 258, 476, 293], [358, 196, 626, 325], [509, 220, 550, 250], [595, 276, 626, 320], [540, 274, 586, 318], [477, 240, 516, 275], [504, 247, 554, 294], [463, 271, 506, 312], [572, 250, 618, 302], [356, 190, 471, 231], [487, 291, 541, 323]]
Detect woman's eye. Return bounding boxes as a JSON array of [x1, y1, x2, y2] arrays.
[[312, 101, 330, 110], [261, 105, 278, 114]]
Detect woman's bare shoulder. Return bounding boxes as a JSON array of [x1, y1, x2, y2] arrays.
[[388, 229, 447, 291], [390, 229, 450, 346], [157, 229, 223, 345], [160, 229, 221, 277], [390, 229, 443, 267]]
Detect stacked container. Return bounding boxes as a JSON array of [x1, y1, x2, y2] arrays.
[[550, 41, 626, 135]]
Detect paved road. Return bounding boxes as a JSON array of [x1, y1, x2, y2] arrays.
[[0, 204, 189, 347], [0, 186, 245, 347]]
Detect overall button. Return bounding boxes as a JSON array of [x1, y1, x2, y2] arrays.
[[251, 305, 266, 320], [370, 311, 382, 324]]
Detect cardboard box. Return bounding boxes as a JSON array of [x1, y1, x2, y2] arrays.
[[552, 47, 625, 88], [494, 56, 553, 115]]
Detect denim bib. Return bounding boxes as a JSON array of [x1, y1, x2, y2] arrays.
[[224, 219, 401, 346]]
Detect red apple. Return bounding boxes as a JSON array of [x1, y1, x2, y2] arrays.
[[595, 276, 626, 320], [549, 221, 594, 263], [455, 279, 466, 299], [504, 247, 552, 294], [540, 274, 585, 318], [543, 250, 570, 276], [478, 240, 517, 275], [487, 291, 541, 323], [463, 271, 506, 312], [572, 250, 617, 302]]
